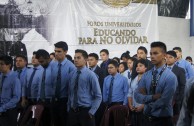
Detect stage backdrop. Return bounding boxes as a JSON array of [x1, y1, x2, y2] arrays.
[[0, 0, 158, 60]]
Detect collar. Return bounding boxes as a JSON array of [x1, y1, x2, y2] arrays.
[[153, 64, 166, 73], [77, 66, 87, 73], [90, 65, 97, 71], [111, 72, 119, 78], [58, 58, 67, 65], [34, 65, 42, 70]]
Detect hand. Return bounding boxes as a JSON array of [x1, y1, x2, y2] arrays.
[[152, 93, 161, 100], [21, 99, 28, 107], [88, 113, 93, 119], [139, 88, 146, 95], [135, 105, 144, 112], [129, 104, 135, 111]]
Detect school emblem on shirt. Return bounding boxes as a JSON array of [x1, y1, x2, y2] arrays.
[[103, 0, 132, 7]]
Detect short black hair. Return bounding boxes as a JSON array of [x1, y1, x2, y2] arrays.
[[0, 55, 13, 70], [54, 41, 68, 51], [119, 62, 128, 71], [75, 49, 88, 59], [186, 56, 192, 62], [100, 49, 109, 55], [50, 52, 55, 57], [120, 51, 130, 60], [36, 49, 50, 59], [113, 57, 120, 64], [128, 57, 137, 62], [33, 51, 37, 55], [136, 59, 148, 68], [66, 54, 73, 63], [173, 47, 182, 52], [138, 46, 148, 54], [16, 54, 27, 62], [108, 60, 118, 68], [88, 53, 99, 60], [151, 41, 167, 53], [167, 50, 177, 58]]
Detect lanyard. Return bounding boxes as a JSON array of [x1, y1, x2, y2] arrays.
[[151, 66, 166, 94]]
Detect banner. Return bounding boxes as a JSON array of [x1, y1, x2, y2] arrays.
[[0, 0, 158, 60], [191, 0, 194, 36]]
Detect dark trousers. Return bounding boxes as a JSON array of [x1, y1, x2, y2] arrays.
[[95, 103, 106, 126], [67, 108, 95, 126], [130, 111, 143, 126], [39, 101, 53, 126], [0, 108, 17, 126], [143, 115, 173, 126], [52, 98, 68, 126]]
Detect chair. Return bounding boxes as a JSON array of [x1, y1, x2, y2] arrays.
[[18, 105, 44, 126], [100, 105, 131, 126]]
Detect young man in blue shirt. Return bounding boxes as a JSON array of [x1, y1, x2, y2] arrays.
[[52, 41, 76, 126], [103, 60, 129, 107], [21, 51, 43, 107], [0, 55, 21, 126], [67, 49, 102, 126], [173, 47, 194, 79], [134, 42, 177, 126], [36, 49, 55, 126]]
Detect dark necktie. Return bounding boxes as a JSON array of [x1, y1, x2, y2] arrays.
[[55, 63, 62, 99], [128, 71, 131, 79], [108, 77, 114, 104], [0, 76, 6, 94], [176, 62, 179, 66], [72, 70, 81, 109], [17, 70, 22, 79], [40, 68, 46, 101], [150, 70, 158, 94], [27, 68, 37, 97]]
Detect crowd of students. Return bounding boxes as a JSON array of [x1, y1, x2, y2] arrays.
[[0, 41, 194, 126]]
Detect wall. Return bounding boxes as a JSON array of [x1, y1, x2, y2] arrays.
[[158, 16, 194, 59]]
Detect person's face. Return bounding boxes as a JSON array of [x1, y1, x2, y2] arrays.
[[118, 64, 125, 73], [38, 57, 50, 68], [121, 57, 128, 62], [55, 47, 67, 62], [186, 59, 192, 63], [100, 52, 109, 61], [0, 61, 10, 73], [108, 64, 117, 75], [166, 54, 176, 66], [74, 53, 87, 68], [137, 49, 147, 60], [31, 54, 40, 67], [16, 57, 26, 69], [173, 50, 182, 59], [136, 63, 147, 74], [150, 47, 166, 66], [88, 56, 98, 68], [50, 55, 55, 60], [127, 59, 133, 70]]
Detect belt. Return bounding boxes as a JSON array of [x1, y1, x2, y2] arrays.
[[71, 106, 90, 113], [144, 114, 172, 122], [38, 97, 68, 103]]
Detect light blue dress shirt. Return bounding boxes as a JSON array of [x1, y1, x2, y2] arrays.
[[134, 65, 177, 117], [37, 62, 55, 99], [68, 66, 102, 115], [22, 65, 44, 98], [177, 77, 194, 126], [52, 58, 76, 98], [128, 76, 142, 107], [123, 69, 132, 85], [103, 73, 129, 105], [15, 67, 28, 87], [0, 71, 21, 112], [176, 59, 194, 79]]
